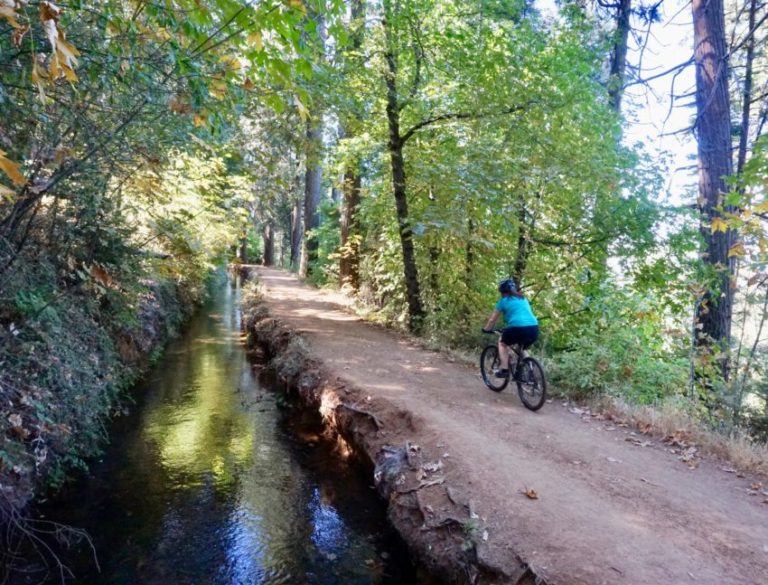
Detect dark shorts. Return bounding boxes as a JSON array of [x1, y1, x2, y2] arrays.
[[501, 325, 539, 349]]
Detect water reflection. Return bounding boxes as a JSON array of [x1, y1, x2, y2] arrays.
[[24, 277, 415, 585]]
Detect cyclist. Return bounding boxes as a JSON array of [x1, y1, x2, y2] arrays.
[[482, 279, 539, 378]]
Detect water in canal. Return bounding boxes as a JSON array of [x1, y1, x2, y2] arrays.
[[19, 278, 416, 584]]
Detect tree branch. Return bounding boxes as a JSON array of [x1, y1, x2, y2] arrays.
[[401, 104, 528, 144], [624, 56, 694, 88]]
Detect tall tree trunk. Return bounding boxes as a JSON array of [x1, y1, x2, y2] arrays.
[[429, 245, 440, 299], [513, 198, 529, 289], [339, 168, 362, 289], [383, 2, 424, 331], [300, 118, 323, 278], [239, 234, 248, 263], [736, 0, 757, 175], [290, 169, 303, 271], [607, 0, 631, 113], [693, 0, 736, 374], [338, 0, 365, 290], [299, 7, 327, 279], [465, 217, 475, 282], [262, 223, 275, 267]]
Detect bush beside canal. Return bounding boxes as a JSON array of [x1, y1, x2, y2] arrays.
[[0, 261, 220, 529]]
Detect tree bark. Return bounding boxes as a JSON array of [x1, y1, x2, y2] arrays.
[[299, 7, 327, 279], [262, 223, 275, 267], [736, 0, 757, 176], [465, 217, 475, 282], [300, 117, 323, 278], [383, 3, 424, 331], [338, 0, 366, 290], [429, 245, 440, 298], [693, 0, 736, 373], [239, 235, 248, 264], [607, 0, 631, 113], [513, 197, 529, 289], [290, 170, 303, 270], [339, 167, 362, 289]]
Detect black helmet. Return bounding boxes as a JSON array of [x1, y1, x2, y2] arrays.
[[498, 279, 516, 294]]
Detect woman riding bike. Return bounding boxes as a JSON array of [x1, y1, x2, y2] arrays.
[[482, 279, 539, 378]]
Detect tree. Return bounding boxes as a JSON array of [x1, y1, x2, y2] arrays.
[[338, 0, 366, 290], [692, 0, 736, 374]]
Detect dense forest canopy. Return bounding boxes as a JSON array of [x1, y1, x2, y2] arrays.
[[1, 0, 768, 520]]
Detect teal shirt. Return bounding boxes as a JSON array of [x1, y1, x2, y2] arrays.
[[495, 296, 538, 328]]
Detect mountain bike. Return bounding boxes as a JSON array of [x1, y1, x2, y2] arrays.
[[480, 330, 547, 411]]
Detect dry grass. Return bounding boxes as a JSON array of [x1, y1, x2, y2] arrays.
[[597, 396, 768, 477]]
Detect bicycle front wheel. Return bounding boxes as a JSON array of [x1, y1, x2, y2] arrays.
[[516, 357, 547, 411], [480, 345, 509, 392]]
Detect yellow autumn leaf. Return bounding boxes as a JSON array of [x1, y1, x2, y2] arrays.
[[710, 217, 728, 233], [49, 55, 60, 79], [753, 201, 768, 214], [0, 149, 26, 186], [62, 62, 78, 83], [57, 37, 80, 69], [728, 242, 746, 258], [0, 3, 23, 29], [31, 58, 48, 102], [248, 31, 263, 51], [219, 54, 242, 71], [286, 0, 307, 14], [209, 80, 228, 100], [193, 111, 209, 127], [295, 95, 310, 121]]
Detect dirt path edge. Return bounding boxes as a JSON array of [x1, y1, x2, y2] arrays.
[[241, 282, 543, 585]]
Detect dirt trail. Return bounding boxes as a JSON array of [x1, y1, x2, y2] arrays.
[[255, 267, 768, 585]]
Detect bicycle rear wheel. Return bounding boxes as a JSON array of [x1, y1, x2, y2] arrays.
[[516, 357, 547, 411], [480, 345, 509, 392]]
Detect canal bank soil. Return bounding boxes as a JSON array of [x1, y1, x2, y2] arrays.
[[246, 267, 768, 585]]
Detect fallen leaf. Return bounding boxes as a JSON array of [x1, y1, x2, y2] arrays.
[[523, 488, 538, 500], [626, 437, 652, 447]]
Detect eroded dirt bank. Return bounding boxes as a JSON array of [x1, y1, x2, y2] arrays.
[[244, 266, 768, 585]]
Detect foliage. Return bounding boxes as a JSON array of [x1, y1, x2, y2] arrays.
[[2, 0, 768, 535], [548, 283, 690, 404], [0, 0, 326, 522]]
